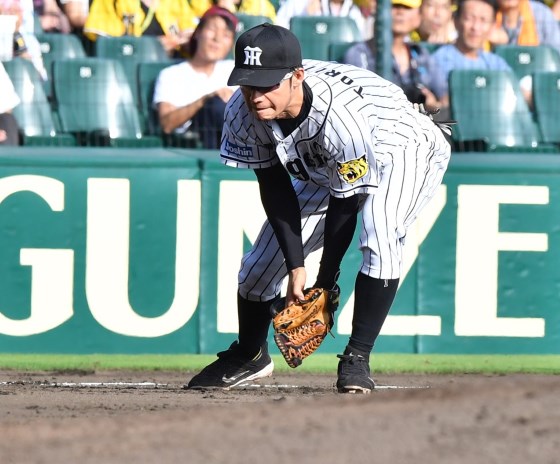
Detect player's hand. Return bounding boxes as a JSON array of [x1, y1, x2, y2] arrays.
[[420, 87, 440, 109], [286, 267, 306, 306]]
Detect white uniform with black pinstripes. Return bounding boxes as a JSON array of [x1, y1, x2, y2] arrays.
[[221, 59, 451, 302]]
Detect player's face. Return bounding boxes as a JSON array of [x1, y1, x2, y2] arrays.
[[240, 68, 305, 120], [195, 16, 235, 62], [455, 0, 495, 51]]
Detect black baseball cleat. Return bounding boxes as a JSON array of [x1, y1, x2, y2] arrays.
[[184, 341, 274, 390], [336, 347, 375, 394]]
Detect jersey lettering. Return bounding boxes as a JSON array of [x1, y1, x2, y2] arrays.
[[312, 141, 326, 159], [321, 69, 364, 98], [297, 140, 327, 169], [303, 151, 326, 168], [285, 158, 310, 181], [325, 70, 341, 78]]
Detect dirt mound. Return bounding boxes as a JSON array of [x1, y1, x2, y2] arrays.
[[0, 371, 558, 464]]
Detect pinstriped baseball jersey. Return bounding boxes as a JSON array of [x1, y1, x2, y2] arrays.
[[221, 59, 433, 197], [221, 59, 451, 299]]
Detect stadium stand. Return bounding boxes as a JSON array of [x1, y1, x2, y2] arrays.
[[289, 16, 362, 60], [95, 36, 171, 108], [533, 71, 560, 146], [328, 41, 358, 62], [235, 13, 272, 34], [3, 58, 76, 146], [9, 22, 560, 153], [416, 41, 443, 54], [494, 45, 560, 83], [51, 58, 162, 147], [137, 61, 173, 136], [36, 33, 87, 97], [137, 61, 203, 148], [449, 69, 557, 152]]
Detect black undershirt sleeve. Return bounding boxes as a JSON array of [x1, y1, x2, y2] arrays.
[[254, 81, 354, 281], [254, 163, 304, 271], [314, 194, 361, 289]]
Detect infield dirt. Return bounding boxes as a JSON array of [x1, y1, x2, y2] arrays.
[[0, 370, 558, 464]]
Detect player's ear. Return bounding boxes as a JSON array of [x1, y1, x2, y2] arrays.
[[292, 67, 305, 87]]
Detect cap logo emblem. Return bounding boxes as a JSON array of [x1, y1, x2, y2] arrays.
[[243, 46, 263, 66]]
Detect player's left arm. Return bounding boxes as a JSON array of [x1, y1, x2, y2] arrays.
[[315, 134, 375, 289]]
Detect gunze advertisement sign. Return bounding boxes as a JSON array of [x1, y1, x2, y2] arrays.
[[0, 149, 557, 354]]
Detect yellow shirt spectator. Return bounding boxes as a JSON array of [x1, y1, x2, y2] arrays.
[[190, 0, 276, 22], [84, 0, 198, 50]]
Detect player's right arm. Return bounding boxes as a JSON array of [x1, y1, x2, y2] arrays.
[[220, 91, 305, 302], [254, 164, 306, 304]]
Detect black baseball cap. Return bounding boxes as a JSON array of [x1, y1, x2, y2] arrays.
[[227, 23, 302, 87]]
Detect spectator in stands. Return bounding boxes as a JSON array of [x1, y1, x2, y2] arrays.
[[552, 0, 560, 20], [0, 62, 21, 146], [190, 0, 277, 23], [413, 0, 457, 43], [56, 0, 88, 34], [276, 0, 366, 37], [0, 0, 47, 80], [488, 0, 560, 53], [354, 0, 377, 39], [153, 6, 238, 149], [84, 0, 198, 57], [33, 0, 71, 33], [344, 0, 448, 110], [431, 0, 532, 104]]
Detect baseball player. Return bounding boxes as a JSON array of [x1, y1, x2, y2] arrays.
[[186, 23, 451, 393]]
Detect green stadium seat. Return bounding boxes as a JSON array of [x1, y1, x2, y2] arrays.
[[33, 13, 43, 34], [494, 45, 560, 82], [449, 69, 556, 152], [3, 58, 76, 146], [289, 16, 362, 60], [328, 41, 358, 63], [235, 14, 272, 35], [417, 42, 443, 54], [137, 61, 172, 135], [230, 14, 273, 60], [36, 32, 87, 95], [532, 71, 560, 145], [52, 58, 162, 147], [95, 36, 171, 107], [268, 0, 281, 11]]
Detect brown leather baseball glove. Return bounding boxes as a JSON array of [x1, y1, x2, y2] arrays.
[[271, 286, 340, 368]]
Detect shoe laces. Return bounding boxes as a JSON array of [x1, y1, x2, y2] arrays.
[[217, 342, 263, 364], [337, 353, 369, 376]]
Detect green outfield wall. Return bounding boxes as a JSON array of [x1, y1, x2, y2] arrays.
[[0, 147, 558, 354]]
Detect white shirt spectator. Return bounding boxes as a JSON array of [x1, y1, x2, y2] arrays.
[[0, 61, 20, 114], [153, 59, 236, 133]]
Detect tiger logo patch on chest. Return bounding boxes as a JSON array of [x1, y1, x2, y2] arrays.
[[337, 155, 368, 184]]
